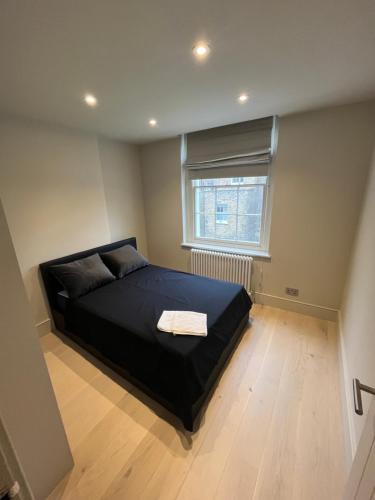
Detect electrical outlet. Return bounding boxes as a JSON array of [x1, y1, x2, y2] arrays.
[[285, 287, 299, 297]]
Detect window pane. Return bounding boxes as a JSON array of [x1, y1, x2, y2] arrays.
[[216, 187, 237, 209], [216, 214, 237, 240], [195, 213, 215, 239], [193, 176, 266, 187], [216, 203, 229, 224], [237, 214, 262, 243], [238, 186, 264, 214], [195, 187, 215, 214], [231, 177, 244, 185], [192, 176, 266, 245]]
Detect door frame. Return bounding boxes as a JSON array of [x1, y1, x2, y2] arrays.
[[0, 416, 33, 500]]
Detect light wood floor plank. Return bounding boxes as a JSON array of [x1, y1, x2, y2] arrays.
[[251, 312, 308, 500], [214, 309, 294, 500], [43, 305, 346, 500], [175, 306, 281, 500]]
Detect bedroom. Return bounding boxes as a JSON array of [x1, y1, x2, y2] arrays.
[[0, 1, 375, 499]]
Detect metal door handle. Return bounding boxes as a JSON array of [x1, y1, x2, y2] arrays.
[[353, 378, 375, 415]]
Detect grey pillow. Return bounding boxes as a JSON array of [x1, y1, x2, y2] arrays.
[[50, 253, 116, 299], [100, 245, 148, 279]]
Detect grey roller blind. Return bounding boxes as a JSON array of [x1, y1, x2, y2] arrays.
[[184, 116, 276, 168]]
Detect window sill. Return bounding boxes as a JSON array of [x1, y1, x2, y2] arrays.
[[181, 241, 271, 259]]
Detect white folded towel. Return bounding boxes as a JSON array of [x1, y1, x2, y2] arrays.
[[157, 310, 207, 337]]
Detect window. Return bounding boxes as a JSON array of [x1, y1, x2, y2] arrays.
[[192, 176, 268, 246], [181, 116, 277, 254]]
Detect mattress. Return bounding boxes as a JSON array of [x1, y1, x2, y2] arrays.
[[64, 265, 252, 413]]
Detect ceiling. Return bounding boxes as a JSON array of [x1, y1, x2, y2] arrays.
[[1, 0, 374, 143]]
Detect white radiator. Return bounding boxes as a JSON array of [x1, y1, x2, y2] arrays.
[[191, 248, 253, 291]]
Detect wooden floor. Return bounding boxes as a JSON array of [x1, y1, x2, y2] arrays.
[[41, 304, 346, 500]]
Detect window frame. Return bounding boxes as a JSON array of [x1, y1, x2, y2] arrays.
[[193, 182, 266, 242], [187, 178, 270, 252], [182, 166, 273, 254]]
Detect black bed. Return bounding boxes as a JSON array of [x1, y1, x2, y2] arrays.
[[40, 238, 252, 431]]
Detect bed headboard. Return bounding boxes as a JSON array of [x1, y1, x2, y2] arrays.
[[40, 237, 137, 315]]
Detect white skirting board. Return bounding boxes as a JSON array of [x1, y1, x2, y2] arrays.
[[254, 292, 338, 321], [35, 318, 51, 337], [337, 311, 357, 470]]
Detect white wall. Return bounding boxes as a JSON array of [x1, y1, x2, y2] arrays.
[[258, 101, 375, 316], [0, 116, 148, 330], [340, 146, 375, 457], [140, 138, 186, 271], [98, 138, 148, 252], [0, 199, 73, 499], [140, 101, 375, 319]]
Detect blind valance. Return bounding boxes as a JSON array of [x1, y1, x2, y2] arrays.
[[188, 163, 269, 180], [184, 116, 277, 168]]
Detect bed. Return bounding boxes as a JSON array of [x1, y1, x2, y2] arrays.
[[40, 238, 252, 431]]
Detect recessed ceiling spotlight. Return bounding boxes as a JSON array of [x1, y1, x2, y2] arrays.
[[84, 94, 98, 107], [238, 93, 249, 103], [149, 118, 157, 127], [193, 42, 211, 60]]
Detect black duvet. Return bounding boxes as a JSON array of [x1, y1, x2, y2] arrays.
[[65, 265, 251, 414]]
